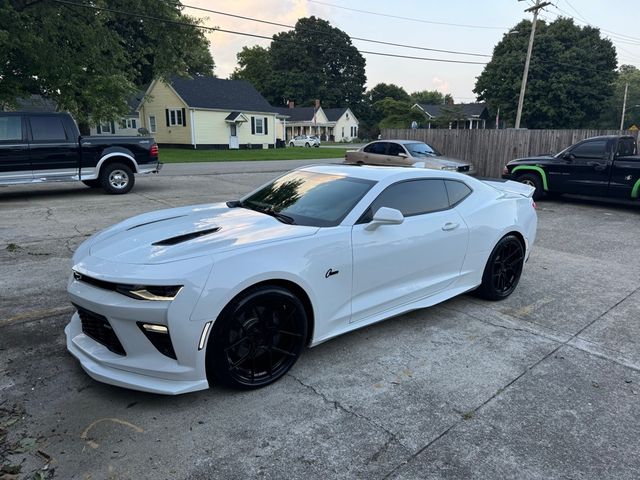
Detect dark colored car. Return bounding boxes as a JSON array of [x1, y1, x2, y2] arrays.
[[0, 112, 161, 194], [502, 135, 640, 201]]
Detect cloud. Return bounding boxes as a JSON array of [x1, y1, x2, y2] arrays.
[[431, 76, 451, 94], [184, 0, 320, 78]]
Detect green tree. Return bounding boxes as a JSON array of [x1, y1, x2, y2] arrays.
[[474, 17, 617, 128], [410, 90, 444, 105], [600, 65, 640, 129], [243, 17, 366, 108], [375, 98, 423, 129], [0, 0, 214, 128], [230, 46, 273, 93], [368, 83, 410, 104]]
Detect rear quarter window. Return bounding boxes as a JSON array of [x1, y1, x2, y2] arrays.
[[445, 180, 472, 206], [0, 116, 23, 142], [363, 142, 387, 155]]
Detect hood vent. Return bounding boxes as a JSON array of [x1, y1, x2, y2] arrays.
[[152, 227, 221, 246], [127, 215, 188, 231]]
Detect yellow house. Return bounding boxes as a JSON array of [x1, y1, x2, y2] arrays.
[[138, 76, 281, 149], [274, 103, 359, 142]]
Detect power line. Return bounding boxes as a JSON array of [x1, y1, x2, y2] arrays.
[[307, 0, 509, 31], [51, 0, 489, 66], [182, 4, 491, 57]]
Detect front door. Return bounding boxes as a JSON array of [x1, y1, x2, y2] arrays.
[[350, 179, 469, 324], [0, 114, 32, 182], [229, 124, 239, 149]]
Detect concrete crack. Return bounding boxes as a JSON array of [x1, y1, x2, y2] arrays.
[[287, 373, 411, 457]]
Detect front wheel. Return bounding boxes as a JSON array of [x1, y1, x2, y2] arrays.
[[289, 142, 295, 147], [305, 142, 310, 147], [100, 163, 135, 194], [516, 173, 543, 201], [475, 234, 525, 301], [208, 285, 308, 389]]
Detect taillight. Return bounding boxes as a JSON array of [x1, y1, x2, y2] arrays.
[[502, 165, 509, 175], [150, 143, 159, 157], [532, 200, 537, 209]]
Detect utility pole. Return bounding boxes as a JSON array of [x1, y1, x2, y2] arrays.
[[514, 0, 552, 129], [620, 82, 629, 130]]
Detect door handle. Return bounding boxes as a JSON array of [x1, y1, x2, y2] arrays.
[[587, 161, 607, 171], [442, 222, 459, 231]]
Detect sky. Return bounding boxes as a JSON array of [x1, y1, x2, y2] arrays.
[[184, 0, 640, 103]]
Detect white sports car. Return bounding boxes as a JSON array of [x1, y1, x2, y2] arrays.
[[66, 165, 537, 394]]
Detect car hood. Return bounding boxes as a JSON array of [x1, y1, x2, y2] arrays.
[[87, 203, 319, 265]]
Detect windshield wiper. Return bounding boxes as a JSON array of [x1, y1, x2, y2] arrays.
[[228, 200, 295, 224]]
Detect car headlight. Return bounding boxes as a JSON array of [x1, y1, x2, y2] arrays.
[[116, 284, 183, 301]]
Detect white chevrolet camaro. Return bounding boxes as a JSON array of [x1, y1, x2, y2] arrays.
[[66, 165, 537, 394]]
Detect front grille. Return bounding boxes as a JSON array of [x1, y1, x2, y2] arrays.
[[75, 304, 126, 356], [457, 165, 470, 172]]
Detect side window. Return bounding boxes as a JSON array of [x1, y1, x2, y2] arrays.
[[0, 116, 23, 143], [29, 116, 68, 142], [570, 140, 608, 159], [387, 143, 406, 156], [616, 138, 636, 157], [367, 179, 449, 219], [445, 180, 472, 206], [363, 142, 387, 155]]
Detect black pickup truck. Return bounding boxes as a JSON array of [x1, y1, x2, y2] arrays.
[[502, 135, 640, 202], [0, 112, 160, 194]]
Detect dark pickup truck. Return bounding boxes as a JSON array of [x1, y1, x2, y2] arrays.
[[502, 135, 640, 201], [0, 112, 160, 194]]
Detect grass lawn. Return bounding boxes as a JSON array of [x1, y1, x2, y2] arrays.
[[160, 147, 349, 163]]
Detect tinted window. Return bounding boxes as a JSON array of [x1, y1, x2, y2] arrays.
[[570, 140, 607, 158], [363, 142, 387, 155], [368, 179, 449, 218], [30, 116, 68, 141], [0, 116, 22, 142], [387, 143, 406, 156], [616, 138, 636, 157], [242, 170, 375, 227], [445, 180, 472, 206]]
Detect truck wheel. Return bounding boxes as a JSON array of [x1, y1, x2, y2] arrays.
[[516, 173, 543, 201], [100, 163, 135, 194], [82, 180, 100, 188]]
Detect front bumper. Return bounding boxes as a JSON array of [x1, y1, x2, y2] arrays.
[[65, 258, 213, 395]]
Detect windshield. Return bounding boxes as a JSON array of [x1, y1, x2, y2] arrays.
[[405, 142, 441, 158], [241, 171, 375, 227]]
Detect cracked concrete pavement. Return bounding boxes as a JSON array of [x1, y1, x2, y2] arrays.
[[1, 161, 640, 479]]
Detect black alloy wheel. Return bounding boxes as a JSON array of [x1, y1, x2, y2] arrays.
[[209, 285, 308, 389], [516, 173, 542, 201], [475, 235, 525, 300]]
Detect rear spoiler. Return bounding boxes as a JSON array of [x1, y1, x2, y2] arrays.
[[482, 179, 536, 198]]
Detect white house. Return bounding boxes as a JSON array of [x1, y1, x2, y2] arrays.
[[274, 102, 359, 141], [411, 102, 490, 129], [137, 76, 279, 149]]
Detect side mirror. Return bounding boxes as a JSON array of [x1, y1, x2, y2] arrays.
[[365, 207, 404, 231], [398, 153, 408, 158], [563, 152, 575, 161]]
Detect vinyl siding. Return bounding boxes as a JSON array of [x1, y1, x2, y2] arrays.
[[193, 110, 276, 147], [139, 81, 192, 145], [334, 110, 359, 141]]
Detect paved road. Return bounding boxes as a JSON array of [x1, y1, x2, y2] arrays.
[[1, 164, 640, 479]]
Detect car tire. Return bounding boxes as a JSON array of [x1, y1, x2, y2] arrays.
[[305, 142, 310, 147], [516, 173, 543, 201], [82, 179, 100, 188], [475, 234, 525, 301], [208, 285, 308, 389], [100, 162, 135, 195]]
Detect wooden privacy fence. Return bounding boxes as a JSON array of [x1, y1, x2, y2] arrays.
[[381, 128, 639, 178]]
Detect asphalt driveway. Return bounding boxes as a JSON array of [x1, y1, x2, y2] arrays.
[[1, 162, 639, 479]]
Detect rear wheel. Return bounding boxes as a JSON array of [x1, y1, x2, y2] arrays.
[[100, 162, 135, 194], [475, 235, 525, 301], [516, 173, 543, 201], [289, 142, 295, 147], [209, 285, 308, 389], [305, 142, 310, 147]]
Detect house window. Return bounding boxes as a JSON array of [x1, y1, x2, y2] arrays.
[[127, 118, 137, 129], [119, 119, 127, 129], [168, 108, 183, 126], [342, 127, 344, 138], [255, 117, 264, 134], [100, 123, 111, 133], [149, 115, 157, 133]]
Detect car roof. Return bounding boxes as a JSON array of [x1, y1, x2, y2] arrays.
[[297, 164, 468, 182], [368, 139, 424, 145]]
